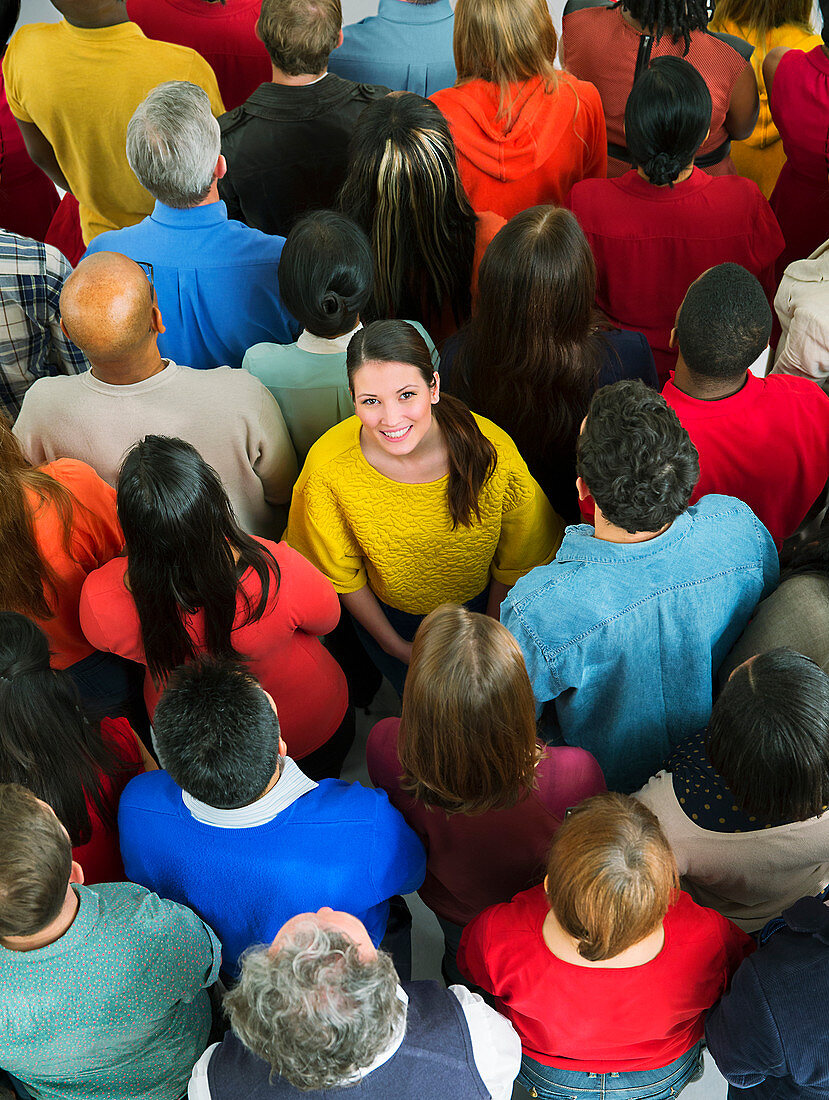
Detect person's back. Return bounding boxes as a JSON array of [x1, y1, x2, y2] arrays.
[[502, 381, 779, 792], [774, 237, 829, 390], [218, 0, 388, 237], [329, 0, 456, 96], [2, 0, 224, 245], [0, 783, 220, 1100], [118, 660, 426, 977]]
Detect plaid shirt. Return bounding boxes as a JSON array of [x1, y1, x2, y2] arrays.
[[0, 230, 88, 420]]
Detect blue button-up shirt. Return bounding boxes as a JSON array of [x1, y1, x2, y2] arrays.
[[329, 0, 456, 97], [502, 495, 779, 792], [85, 200, 298, 371]]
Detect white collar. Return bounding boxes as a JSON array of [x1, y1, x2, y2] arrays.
[[182, 758, 317, 828], [296, 322, 362, 355], [349, 986, 409, 1080]]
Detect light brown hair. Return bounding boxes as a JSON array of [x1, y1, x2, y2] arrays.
[[257, 0, 341, 76], [398, 604, 539, 814], [0, 413, 77, 620], [711, 0, 813, 37], [545, 793, 679, 961], [0, 784, 72, 939]]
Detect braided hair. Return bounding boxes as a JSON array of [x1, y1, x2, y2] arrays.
[[621, 0, 710, 52]]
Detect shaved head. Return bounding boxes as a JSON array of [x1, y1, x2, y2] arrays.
[[60, 252, 158, 365]]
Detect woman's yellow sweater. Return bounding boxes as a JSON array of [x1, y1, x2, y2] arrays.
[[287, 414, 563, 615]]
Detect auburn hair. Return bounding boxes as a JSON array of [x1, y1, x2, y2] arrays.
[[346, 320, 497, 529], [711, 0, 813, 38], [399, 604, 540, 815]]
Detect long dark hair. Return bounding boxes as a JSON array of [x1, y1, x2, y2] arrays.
[[621, 0, 710, 51], [117, 436, 280, 682], [783, 528, 829, 582], [626, 57, 712, 186], [347, 321, 497, 528], [0, 612, 127, 846], [338, 93, 478, 333], [452, 207, 606, 481]]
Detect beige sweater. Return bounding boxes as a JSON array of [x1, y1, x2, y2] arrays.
[[636, 769, 829, 932], [14, 361, 297, 540]]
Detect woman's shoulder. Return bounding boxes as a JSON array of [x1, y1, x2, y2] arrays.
[[99, 716, 144, 768], [40, 458, 111, 495], [81, 555, 128, 599]]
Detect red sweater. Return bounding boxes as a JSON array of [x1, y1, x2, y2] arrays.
[[78, 540, 348, 760], [662, 372, 829, 547], [459, 885, 754, 1072], [567, 168, 784, 382], [431, 74, 607, 221]]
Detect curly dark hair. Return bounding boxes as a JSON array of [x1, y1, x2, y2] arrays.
[[621, 0, 710, 52], [577, 380, 699, 533]]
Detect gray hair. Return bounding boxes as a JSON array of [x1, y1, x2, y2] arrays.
[[224, 922, 404, 1090], [126, 81, 221, 209]]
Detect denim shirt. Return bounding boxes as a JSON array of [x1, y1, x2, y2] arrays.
[[502, 495, 779, 792]]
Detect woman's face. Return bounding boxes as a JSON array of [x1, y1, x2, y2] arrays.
[[351, 359, 440, 457]]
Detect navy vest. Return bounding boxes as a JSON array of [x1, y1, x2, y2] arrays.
[[207, 980, 491, 1098]]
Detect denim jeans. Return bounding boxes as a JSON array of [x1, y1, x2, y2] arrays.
[[518, 1042, 704, 1100]]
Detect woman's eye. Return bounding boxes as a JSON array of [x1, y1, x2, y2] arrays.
[[360, 398, 378, 406], [400, 391, 417, 400]]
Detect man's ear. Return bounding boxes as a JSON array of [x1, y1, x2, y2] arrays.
[[151, 304, 166, 336], [669, 326, 677, 350], [576, 476, 590, 502]]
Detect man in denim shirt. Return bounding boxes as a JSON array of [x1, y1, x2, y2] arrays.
[[502, 381, 778, 793]]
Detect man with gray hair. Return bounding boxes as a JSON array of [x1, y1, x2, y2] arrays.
[[189, 908, 522, 1098], [85, 80, 297, 371]]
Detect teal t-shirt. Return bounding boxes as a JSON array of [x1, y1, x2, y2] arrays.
[[0, 882, 220, 1100]]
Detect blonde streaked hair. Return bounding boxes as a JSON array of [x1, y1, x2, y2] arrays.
[[711, 0, 814, 38], [398, 604, 540, 815]]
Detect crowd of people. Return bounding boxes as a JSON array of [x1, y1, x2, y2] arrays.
[[2, 0, 829, 1097]]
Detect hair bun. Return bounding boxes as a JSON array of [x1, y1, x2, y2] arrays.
[[321, 292, 344, 316], [646, 151, 682, 187]]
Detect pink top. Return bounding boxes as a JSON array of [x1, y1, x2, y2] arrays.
[[367, 717, 605, 926], [0, 68, 58, 241], [79, 539, 348, 760]]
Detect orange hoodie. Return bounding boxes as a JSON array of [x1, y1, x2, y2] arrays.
[[432, 73, 607, 220]]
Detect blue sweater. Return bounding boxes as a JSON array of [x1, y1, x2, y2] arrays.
[[118, 771, 426, 977]]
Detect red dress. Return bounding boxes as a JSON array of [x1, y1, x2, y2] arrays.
[[0, 68, 58, 242], [78, 540, 348, 760], [769, 45, 829, 281], [72, 716, 144, 883], [566, 168, 784, 382]]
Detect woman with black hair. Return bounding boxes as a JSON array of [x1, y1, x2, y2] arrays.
[[79, 436, 350, 776], [0, 612, 152, 883], [561, 0, 759, 178], [567, 55, 782, 381]]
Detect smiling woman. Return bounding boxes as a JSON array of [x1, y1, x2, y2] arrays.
[[286, 319, 564, 693]]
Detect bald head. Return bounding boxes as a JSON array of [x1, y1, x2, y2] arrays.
[[60, 253, 160, 370]]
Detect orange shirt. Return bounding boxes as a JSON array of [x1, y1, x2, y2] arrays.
[[27, 459, 124, 668]]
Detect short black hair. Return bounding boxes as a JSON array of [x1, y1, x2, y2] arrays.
[[676, 264, 772, 381], [153, 658, 281, 809], [625, 56, 711, 187], [707, 649, 829, 822], [577, 380, 699, 533], [279, 211, 373, 338]]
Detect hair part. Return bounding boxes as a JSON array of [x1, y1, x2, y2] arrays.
[[257, 0, 341, 75], [226, 923, 404, 1090], [546, 793, 678, 961]]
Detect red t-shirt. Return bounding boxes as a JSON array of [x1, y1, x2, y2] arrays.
[[663, 372, 829, 547], [566, 168, 784, 382], [72, 716, 144, 884], [78, 540, 348, 759], [367, 718, 605, 926], [459, 885, 754, 1073], [126, 0, 270, 111]]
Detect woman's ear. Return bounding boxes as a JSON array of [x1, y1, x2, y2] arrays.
[[431, 370, 441, 404]]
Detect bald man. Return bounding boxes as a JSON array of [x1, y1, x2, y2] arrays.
[[13, 252, 297, 539]]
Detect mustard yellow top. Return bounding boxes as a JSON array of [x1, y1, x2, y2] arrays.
[[286, 414, 564, 615]]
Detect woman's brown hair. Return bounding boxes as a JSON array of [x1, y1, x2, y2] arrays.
[[711, 0, 813, 38], [398, 604, 539, 815], [545, 793, 679, 961], [346, 320, 497, 529], [0, 414, 76, 620]]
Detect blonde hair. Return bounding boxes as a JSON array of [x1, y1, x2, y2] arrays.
[[711, 0, 813, 38], [398, 604, 539, 815]]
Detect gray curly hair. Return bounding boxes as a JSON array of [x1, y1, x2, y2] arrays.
[[224, 920, 404, 1090]]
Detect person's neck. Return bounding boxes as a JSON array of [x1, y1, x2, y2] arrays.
[[1, 886, 80, 952], [542, 908, 665, 969], [63, 2, 130, 29], [620, 7, 651, 34], [192, 181, 220, 208], [636, 164, 695, 187], [90, 349, 167, 386], [672, 362, 748, 402], [271, 64, 327, 87], [593, 508, 670, 545]]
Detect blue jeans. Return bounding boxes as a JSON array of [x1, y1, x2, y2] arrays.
[[518, 1043, 703, 1100]]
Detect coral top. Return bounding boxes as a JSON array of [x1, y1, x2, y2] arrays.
[[459, 884, 754, 1072], [286, 414, 564, 615], [561, 3, 749, 178], [79, 540, 348, 760], [367, 717, 605, 926], [431, 74, 606, 221], [26, 459, 124, 670], [567, 168, 784, 381]]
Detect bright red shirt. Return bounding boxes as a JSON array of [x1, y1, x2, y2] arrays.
[[73, 716, 144, 884], [567, 168, 784, 382], [367, 717, 605, 927], [126, 0, 270, 111], [78, 540, 348, 760], [663, 372, 829, 547], [459, 885, 754, 1073]]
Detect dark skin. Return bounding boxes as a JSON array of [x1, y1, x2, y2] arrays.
[[763, 41, 829, 100]]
